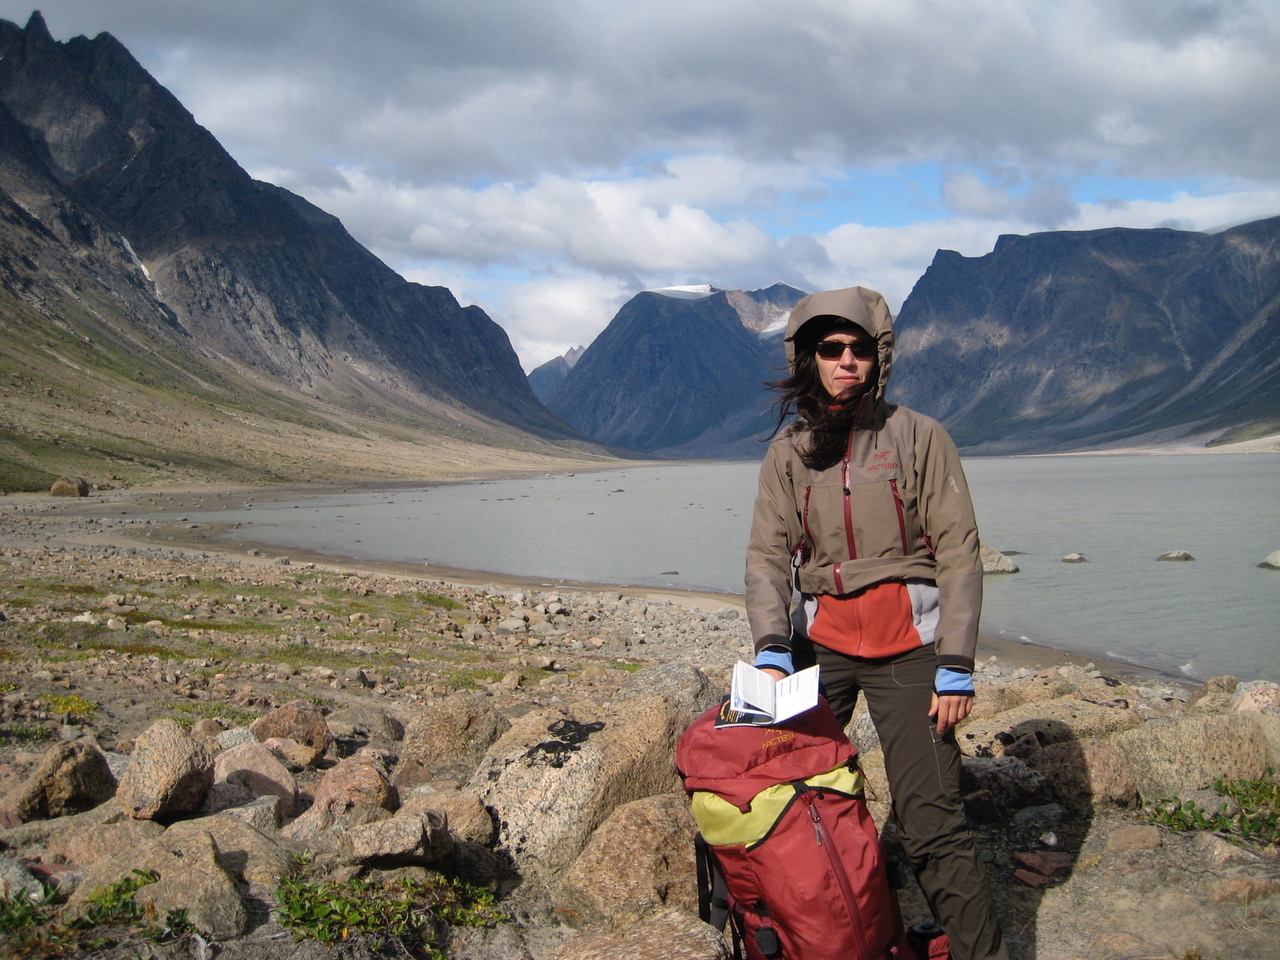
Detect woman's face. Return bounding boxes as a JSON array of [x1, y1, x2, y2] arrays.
[[814, 328, 876, 400]]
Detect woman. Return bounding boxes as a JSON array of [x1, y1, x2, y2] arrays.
[[745, 286, 1007, 960]]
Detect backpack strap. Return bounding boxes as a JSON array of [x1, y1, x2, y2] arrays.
[[695, 832, 741, 958]]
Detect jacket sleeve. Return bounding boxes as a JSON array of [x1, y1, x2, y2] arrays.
[[745, 439, 800, 653], [914, 418, 983, 672]]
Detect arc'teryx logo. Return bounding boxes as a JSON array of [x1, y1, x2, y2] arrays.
[[867, 449, 899, 471]]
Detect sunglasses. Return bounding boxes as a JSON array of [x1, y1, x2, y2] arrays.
[[815, 339, 876, 361]]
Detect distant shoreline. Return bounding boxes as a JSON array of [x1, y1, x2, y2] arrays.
[[2, 475, 1213, 690]]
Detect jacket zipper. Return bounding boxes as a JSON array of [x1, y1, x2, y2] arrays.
[[801, 486, 814, 552], [841, 415, 859, 563], [803, 791, 871, 959], [889, 479, 909, 554]]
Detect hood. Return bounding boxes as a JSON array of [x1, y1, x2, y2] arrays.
[[785, 286, 895, 402]]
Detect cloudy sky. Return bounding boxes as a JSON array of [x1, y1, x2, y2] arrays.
[[8, 1, 1280, 370]]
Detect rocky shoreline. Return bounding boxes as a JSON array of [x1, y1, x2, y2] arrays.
[[1, 486, 1278, 959]]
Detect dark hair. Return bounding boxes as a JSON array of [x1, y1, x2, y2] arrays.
[[766, 324, 874, 471]]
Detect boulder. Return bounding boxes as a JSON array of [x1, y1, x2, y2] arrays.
[[956, 696, 1141, 759], [45, 809, 166, 869], [49, 476, 90, 497], [556, 792, 699, 927], [161, 816, 297, 891], [1231, 680, 1280, 714], [116, 719, 214, 820], [615, 662, 722, 717], [69, 827, 247, 940], [980, 542, 1019, 574], [212, 740, 300, 817], [547, 907, 730, 960], [1156, 550, 1195, 561], [470, 693, 688, 892], [250, 701, 332, 766], [394, 693, 509, 789], [282, 754, 398, 840], [339, 810, 453, 866], [1026, 737, 1139, 812], [325, 704, 406, 749], [1061, 553, 1087, 563], [1258, 550, 1280, 570], [0, 739, 117, 822], [960, 756, 1051, 821], [399, 784, 496, 846], [218, 795, 284, 832], [0, 855, 43, 904], [1113, 714, 1272, 802]]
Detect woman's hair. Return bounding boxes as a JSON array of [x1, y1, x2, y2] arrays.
[[766, 321, 875, 471]]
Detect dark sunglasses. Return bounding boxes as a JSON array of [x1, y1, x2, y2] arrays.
[[815, 339, 876, 361]]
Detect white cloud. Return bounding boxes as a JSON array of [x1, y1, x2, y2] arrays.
[[6, 0, 1279, 368]]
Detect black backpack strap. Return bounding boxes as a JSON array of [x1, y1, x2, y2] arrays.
[[695, 833, 740, 956], [695, 832, 714, 924]]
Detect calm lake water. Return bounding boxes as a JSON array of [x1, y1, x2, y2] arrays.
[[174, 454, 1279, 682]]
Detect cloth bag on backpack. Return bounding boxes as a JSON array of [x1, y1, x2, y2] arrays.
[[676, 698, 914, 960]]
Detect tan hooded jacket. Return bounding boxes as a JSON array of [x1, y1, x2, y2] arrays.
[[745, 286, 982, 672]]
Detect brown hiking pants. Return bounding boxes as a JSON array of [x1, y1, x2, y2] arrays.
[[792, 639, 1009, 960]]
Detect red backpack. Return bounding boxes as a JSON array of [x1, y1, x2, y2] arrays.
[[677, 698, 939, 960]]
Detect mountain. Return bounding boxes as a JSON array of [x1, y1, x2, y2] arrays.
[[545, 284, 804, 456], [527, 345, 585, 404], [0, 13, 593, 490], [889, 217, 1280, 452], [548, 222, 1278, 458]]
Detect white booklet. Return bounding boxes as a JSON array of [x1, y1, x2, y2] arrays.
[[729, 661, 820, 723]]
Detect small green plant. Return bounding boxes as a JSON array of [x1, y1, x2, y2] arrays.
[[37, 694, 96, 720], [0, 724, 49, 745], [275, 873, 504, 957], [166, 700, 261, 728], [1143, 771, 1280, 848], [0, 883, 51, 934], [0, 868, 190, 958]]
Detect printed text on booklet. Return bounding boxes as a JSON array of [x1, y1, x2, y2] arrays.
[[729, 662, 820, 722]]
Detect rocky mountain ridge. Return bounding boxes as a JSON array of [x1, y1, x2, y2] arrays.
[[890, 216, 1280, 452], [528, 346, 585, 404], [545, 221, 1279, 457], [0, 12, 598, 491], [545, 283, 802, 456]]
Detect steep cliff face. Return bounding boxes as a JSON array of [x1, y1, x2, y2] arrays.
[[546, 284, 802, 455], [889, 218, 1280, 451], [0, 12, 578, 450], [528, 346, 584, 404]]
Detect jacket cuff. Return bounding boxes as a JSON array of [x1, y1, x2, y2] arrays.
[[753, 634, 792, 654], [934, 666, 975, 697], [753, 648, 795, 677], [935, 653, 975, 672]]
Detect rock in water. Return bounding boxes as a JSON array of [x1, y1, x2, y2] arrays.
[[980, 542, 1019, 574]]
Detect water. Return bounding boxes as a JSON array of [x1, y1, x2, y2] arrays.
[[171, 455, 1279, 682]]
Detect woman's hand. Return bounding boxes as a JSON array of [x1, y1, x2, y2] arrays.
[[929, 693, 972, 735], [759, 667, 788, 682]]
